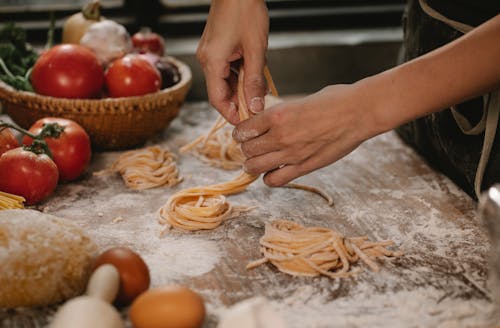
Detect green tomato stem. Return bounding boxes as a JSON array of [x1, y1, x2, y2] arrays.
[[0, 57, 15, 79], [0, 120, 65, 158]]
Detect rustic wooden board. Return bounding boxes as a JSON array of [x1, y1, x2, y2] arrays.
[[0, 102, 497, 327]]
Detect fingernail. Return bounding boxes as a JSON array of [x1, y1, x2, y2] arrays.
[[249, 97, 264, 113]]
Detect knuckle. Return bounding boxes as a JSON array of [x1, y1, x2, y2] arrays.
[[246, 74, 266, 90], [273, 129, 288, 147], [196, 49, 207, 66], [283, 148, 300, 164], [264, 174, 283, 187], [232, 128, 241, 142], [240, 142, 251, 158], [268, 109, 285, 126], [243, 160, 259, 175], [297, 160, 314, 176]]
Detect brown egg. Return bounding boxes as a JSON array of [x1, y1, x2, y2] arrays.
[[129, 285, 205, 328], [93, 247, 150, 306]]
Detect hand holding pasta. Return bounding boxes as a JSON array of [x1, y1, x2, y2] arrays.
[[158, 68, 266, 232], [159, 67, 333, 232]]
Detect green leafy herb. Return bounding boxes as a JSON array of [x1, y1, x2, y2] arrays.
[[0, 22, 38, 91]]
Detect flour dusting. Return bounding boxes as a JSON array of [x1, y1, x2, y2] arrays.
[[142, 237, 221, 285], [271, 283, 497, 328]]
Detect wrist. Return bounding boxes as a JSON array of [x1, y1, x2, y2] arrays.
[[354, 61, 436, 138], [351, 75, 397, 140]]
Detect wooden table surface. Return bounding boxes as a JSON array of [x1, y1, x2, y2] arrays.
[[0, 102, 497, 327]]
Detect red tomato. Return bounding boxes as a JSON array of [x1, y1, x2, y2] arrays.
[[0, 148, 59, 205], [105, 54, 161, 98], [23, 118, 91, 182], [0, 128, 19, 156], [131, 27, 165, 56], [31, 44, 104, 99]]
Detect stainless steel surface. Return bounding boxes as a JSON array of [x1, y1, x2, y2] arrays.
[[479, 185, 500, 315]]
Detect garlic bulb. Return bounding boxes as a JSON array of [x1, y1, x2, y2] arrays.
[[80, 20, 132, 67]]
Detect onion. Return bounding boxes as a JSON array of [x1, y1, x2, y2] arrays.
[[62, 0, 102, 44]]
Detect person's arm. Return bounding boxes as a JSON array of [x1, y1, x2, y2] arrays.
[[196, 0, 269, 124], [234, 14, 500, 187], [369, 14, 500, 134]]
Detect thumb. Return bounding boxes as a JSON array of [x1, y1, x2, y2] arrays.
[[243, 51, 267, 114]]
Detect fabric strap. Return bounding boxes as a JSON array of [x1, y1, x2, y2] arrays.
[[419, 0, 499, 198]]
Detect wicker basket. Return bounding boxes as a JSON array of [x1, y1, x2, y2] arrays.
[[0, 56, 192, 150]]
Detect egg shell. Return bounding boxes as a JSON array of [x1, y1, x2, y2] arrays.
[[93, 247, 150, 306], [129, 285, 205, 328]]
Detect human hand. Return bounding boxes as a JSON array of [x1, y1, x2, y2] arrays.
[[196, 0, 269, 124], [233, 84, 383, 186]]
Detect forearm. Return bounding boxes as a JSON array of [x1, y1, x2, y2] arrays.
[[364, 14, 500, 136]]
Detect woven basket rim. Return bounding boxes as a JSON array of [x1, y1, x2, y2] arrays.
[[0, 55, 192, 114]]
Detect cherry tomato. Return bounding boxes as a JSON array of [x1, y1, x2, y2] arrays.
[[0, 148, 59, 205], [131, 27, 165, 56], [31, 44, 104, 99], [23, 118, 91, 182], [105, 54, 161, 98], [0, 128, 19, 156]]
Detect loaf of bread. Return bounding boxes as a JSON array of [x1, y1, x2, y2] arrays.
[[0, 209, 98, 308]]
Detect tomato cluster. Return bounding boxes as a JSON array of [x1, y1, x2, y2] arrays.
[[0, 118, 91, 205], [0, 27, 174, 205], [30, 29, 174, 99], [31, 44, 162, 99]]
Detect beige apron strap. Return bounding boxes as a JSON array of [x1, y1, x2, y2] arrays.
[[474, 91, 500, 197], [418, 0, 474, 33], [419, 0, 500, 198], [451, 103, 487, 135]]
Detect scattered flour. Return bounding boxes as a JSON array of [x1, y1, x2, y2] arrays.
[[142, 237, 221, 286], [271, 284, 497, 328]]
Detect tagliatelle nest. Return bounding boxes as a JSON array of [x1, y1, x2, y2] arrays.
[[111, 146, 182, 190], [247, 219, 403, 278]]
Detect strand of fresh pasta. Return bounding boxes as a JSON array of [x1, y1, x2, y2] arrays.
[[246, 220, 403, 278], [180, 116, 245, 170], [111, 146, 182, 190], [284, 183, 334, 206], [0, 191, 25, 210]]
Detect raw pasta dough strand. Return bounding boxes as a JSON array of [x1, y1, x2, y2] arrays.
[[246, 220, 402, 278], [112, 146, 182, 190], [180, 116, 245, 170], [284, 183, 334, 206], [0, 191, 25, 210]]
